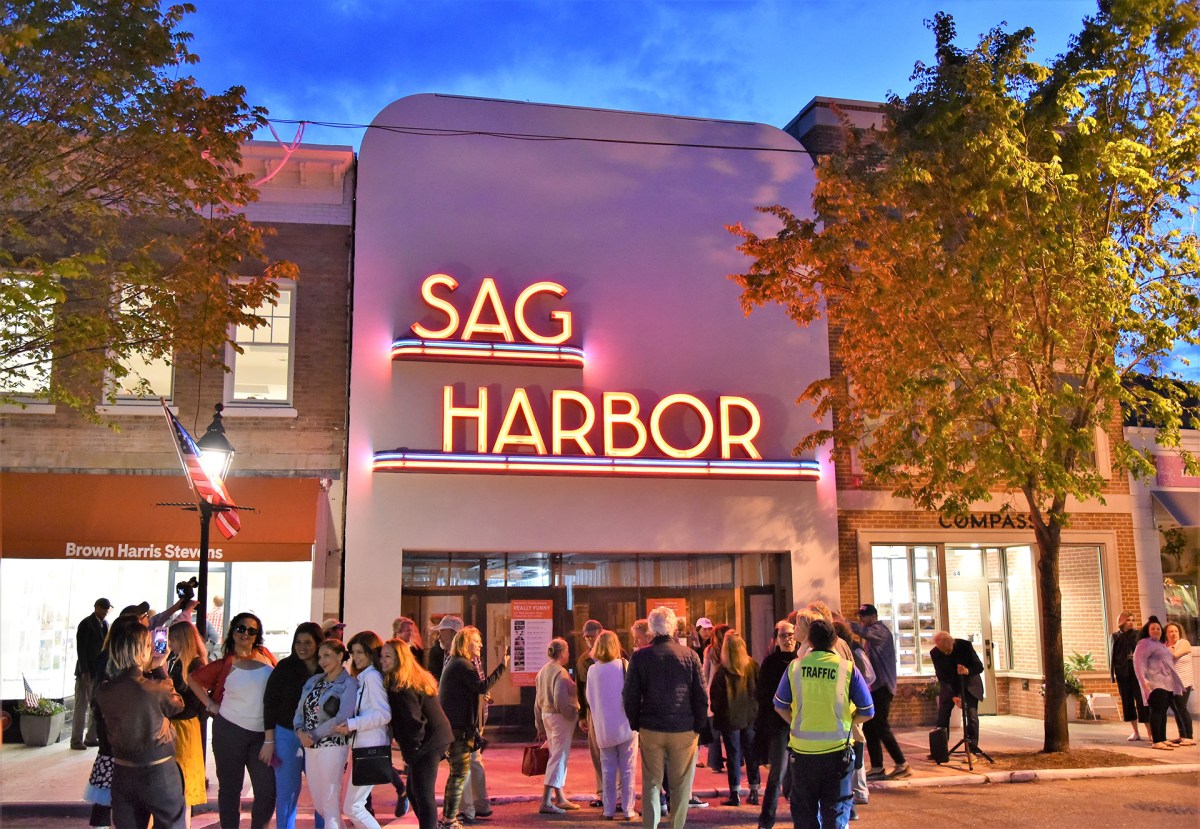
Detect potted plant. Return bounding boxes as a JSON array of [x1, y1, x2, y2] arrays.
[[1064, 652, 1095, 721], [17, 698, 67, 747]]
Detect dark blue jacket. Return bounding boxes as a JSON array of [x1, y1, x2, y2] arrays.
[[623, 635, 708, 734]]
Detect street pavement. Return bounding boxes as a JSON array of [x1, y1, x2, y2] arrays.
[[2, 716, 1196, 825]]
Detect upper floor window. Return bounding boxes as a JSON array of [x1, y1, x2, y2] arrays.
[[0, 274, 54, 398], [110, 291, 173, 402], [230, 285, 294, 404]]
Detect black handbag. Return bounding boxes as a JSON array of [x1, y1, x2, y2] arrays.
[[351, 745, 392, 786]]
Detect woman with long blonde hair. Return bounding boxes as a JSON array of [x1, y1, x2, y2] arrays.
[[382, 638, 452, 829], [710, 630, 760, 806], [167, 621, 209, 827], [438, 626, 509, 829]]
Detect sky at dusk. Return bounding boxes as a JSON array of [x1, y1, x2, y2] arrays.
[[180, 0, 1197, 380]]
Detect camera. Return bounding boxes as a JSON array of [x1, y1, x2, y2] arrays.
[[176, 577, 198, 601]]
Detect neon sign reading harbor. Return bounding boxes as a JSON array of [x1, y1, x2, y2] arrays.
[[376, 275, 820, 480]]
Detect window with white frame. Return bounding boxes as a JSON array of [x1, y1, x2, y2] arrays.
[[110, 291, 173, 401], [0, 274, 54, 398], [230, 286, 294, 404], [870, 544, 942, 676]]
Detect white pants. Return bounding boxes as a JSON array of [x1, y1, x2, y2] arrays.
[[599, 735, 638, 817], [344, 755, 383, 829], [305, 745, 348, 829], [542, 712, 576, 790]]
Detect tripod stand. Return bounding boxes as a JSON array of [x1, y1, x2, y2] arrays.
[[947, 674, 993, 769]]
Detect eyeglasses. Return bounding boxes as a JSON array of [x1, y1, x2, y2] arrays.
[[233, 624, 260, 636]]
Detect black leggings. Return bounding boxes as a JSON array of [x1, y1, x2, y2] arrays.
[[408, 748, 446, 829], [1147, 688, 1174, 744], [1171, 687, 1193, 740], [212, 715, 276, 828]]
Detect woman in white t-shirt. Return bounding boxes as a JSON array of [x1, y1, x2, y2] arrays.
[[188, 612, 277, 828]]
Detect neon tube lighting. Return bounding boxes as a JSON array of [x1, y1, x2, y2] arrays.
[[391, 338, 585, 367], [372, 450, 820, 480]]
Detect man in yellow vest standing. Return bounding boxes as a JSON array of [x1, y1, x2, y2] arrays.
[[774, 618, 875, 829]]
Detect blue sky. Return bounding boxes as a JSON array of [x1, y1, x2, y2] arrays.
[[181, 0, 1197, 380]]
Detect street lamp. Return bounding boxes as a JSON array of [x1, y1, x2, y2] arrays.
[[194, 404, 234, 640]]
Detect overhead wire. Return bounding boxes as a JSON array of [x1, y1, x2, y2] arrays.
[[263, 117, 833, 159]]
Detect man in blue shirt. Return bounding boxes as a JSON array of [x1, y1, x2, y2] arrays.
[[851, 604, 910, 779]]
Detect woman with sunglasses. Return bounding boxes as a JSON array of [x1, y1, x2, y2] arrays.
[[332, 631, 391, 829], [188, 612, 278, 828]]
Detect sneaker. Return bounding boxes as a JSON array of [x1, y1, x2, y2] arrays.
[[887, 763, 912, 779], [688, 796, 708, 808], [866, 767, 887, 780], [70, 743, 87, 750], [850, 807, 859, 821], [853, 795, 869, 806], [474, 810, 494, 820], [590, 799, 605, 808], [457, 815, 476, 825], [393, 798, 409, 818]]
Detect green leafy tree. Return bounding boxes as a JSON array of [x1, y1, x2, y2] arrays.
[[0, 0, 295, 412], [729, 0, 1199, 752]]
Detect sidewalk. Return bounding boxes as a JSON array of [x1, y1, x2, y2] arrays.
[[2, 716, 1196, 819]]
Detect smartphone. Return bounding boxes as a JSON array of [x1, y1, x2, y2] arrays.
[[152, 626, 169, 656]]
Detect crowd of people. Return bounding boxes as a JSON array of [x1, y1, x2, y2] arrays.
[[1110, 610, 1194, 750], [67, 593, 1195, 829]]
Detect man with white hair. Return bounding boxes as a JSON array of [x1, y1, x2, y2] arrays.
[[929, 631, 985, 753], [623, 606, 709, 829]]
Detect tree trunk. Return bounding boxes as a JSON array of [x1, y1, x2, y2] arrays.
[[1032, 513, 1069, 752]]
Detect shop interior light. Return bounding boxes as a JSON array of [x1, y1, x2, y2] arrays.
[[391, 337, 585, 367], [373, 449, 820, 480]]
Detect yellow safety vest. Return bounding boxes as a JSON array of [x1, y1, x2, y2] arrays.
[[784, 649, 855, 755]]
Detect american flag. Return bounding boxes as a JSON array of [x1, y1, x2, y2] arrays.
[[23, 675, 40, 708], [162, 400, 241, 539]]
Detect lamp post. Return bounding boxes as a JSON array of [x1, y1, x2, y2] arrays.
[[194, 404, 235, 640]]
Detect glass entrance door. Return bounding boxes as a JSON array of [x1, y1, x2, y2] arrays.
[[945, 548, 998, 715]]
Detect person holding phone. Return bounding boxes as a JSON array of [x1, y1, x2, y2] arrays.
[[188, 612, 278, 828], [93, 615, 187, 828]]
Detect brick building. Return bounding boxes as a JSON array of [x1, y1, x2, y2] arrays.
[[0, 141, 354, 701]]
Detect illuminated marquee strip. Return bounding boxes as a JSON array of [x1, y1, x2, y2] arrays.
[[391, 338, 585, 367], [373, 450, 820, 481]]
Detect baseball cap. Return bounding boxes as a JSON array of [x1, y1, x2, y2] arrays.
[[582, 619, 603, 636], [434, 615, 464, 632], [95, 598, 112, 609], [857, 603, 878, 617], [695, 617, 714, 629], [322, 618, 346, 636], [119, 601, 150, 618]]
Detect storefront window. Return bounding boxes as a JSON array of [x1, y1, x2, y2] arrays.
[[226, 561, 318, 659], [1059, 545, 1110, 671], [402, 554, 482, 587], [871, 545, 941, 676], [1, 559, 169, 700], [1005, 546, 1040, 673]]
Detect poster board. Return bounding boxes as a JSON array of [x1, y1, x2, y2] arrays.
[[510, 599, 553, 687]]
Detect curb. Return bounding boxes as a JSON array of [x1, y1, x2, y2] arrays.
[[872, 762, 1200, 789]]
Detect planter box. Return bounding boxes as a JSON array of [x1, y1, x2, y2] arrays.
[[19, 712, 65, 746]]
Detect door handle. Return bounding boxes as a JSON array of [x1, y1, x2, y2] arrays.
[[984, 639, 993, 670]]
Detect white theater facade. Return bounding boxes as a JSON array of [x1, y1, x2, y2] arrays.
[[343, 95, 839, 722]]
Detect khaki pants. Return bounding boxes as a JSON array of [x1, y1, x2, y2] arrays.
[[638, 729, 698, 829]]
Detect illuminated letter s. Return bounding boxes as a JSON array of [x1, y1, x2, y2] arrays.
[[411, 274, 460, 339]]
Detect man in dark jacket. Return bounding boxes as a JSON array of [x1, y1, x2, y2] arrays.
[[929, 631, 985, 751], [623, 605, 708, 829], [754, 620, 797, 829], [71, 597, 111, 749]]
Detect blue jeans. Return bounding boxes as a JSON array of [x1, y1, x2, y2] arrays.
[[274, 727, 323, 829], [721, 726, 760, 792], [788, 750, 852, 829], [757, 727, 790, 828]]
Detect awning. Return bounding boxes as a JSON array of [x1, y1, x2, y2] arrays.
[[1, 473, 319, 562], [1151, 489, 1200, 529]]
